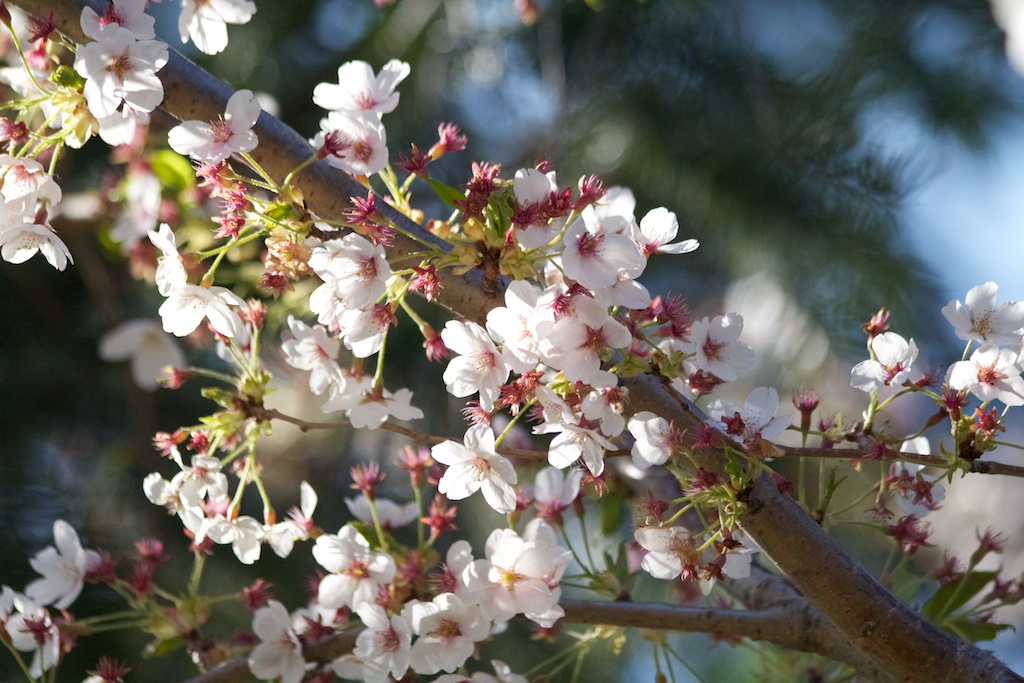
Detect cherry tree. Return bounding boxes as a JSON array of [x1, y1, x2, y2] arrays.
[[2, 1, 1024, 682]]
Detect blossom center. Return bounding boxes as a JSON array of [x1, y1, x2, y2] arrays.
[[881, 362, 905, 385], [977, 364, 1004, 386], [343, 559, 370, 579], [355, 92, 378, 110], [375, 626, 402, 653], [971, 312, 994, 338], [582, 324, 606, 352], [434, 617, 463, 641], [356, 256, 378, 281], [106, 52, 133, 80], [701, 336, 725, 362], [721, 412, 746, 437], [352, 138, 374, 165], [576, 231, 603, 258], [497, 566, 525, 588], [209, 117, 235, 144]]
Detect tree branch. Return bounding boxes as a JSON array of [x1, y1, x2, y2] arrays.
[[14, 1, 1022, 680], [179, 596, 894, 683]]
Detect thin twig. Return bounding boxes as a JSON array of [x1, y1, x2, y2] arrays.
[[778, 446, 1024, 479]]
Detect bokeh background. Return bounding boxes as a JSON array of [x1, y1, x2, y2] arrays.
[[3, 0, 1024, 680]]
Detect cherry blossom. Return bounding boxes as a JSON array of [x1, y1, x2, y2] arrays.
[[432, 661, 529, 683], [98, 319, 186, 391], [345, 496, 419, 530], [168, 89, 261, 163], [531, 466, 583, 525], [0, 155, 61, 219], [25, 520, 101, 610], [315, 112, 389, 176], [404, 593, 490, 675], [512, 167, 560, 249], [561, 208, 644, 290], [543, 422, 618, 476], [0, 220, 73, 270], [201, 515, 265, 564], [946, 344, 1024, 406], [312, 524, 396, 610], [336, 304, 394, 358], [485, 279, 548, 373], [634, 526, 701, 580], [248, 600, 307, 683], [941, 282, 1024, 346], [581, 386, 627, 436], [463, 519, 571, 627], [850, 331, 918, 392], [627, 411, 677, 469], [265, 481, 319, 559], [351, 602, 412, 683], [313, 59, 411, 117], [707, 386, 793, 448], [148, 224, 187, 295], [432, 424, 518, 514], [441, 320, 510, 411], [5, 593, 61, 677], [110, 170, 161, 248], [308, 233, 391, 312], [281, 316, 346, 397], [74, 24, 167, 118], [321, 374, 423, 429], [179, 0, 257, 55], [632, 206, 699, 256], [158, 283, 247, 338], [540, 295, 632, 387], [80, 0, 156, 40], [681, 313, 756, 382]]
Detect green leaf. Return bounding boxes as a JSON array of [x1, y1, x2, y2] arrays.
[[426, 178, 466, 208], [944, 616, 1012, 643], [922, 571, 998, 621], [144, 637, 184, 658], [149, 149, 196, 192], [600, 492, 625, 536]]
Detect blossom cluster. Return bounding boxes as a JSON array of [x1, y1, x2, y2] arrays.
[[5, 0, 1024, 680]]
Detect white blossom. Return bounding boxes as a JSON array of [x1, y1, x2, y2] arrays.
[[312, 524, 396, 610], [159, 283, 246, 338], [98, 319, 186, 391], [352, 602, 412, 683], [404, 593, 490, 675], [179, 0, 257, 55], [74, 24, 167, 118], [313, 59, 410, 117], [248, 600, 308, 683], [432, 424, 518, 514], [850, 332, 918, 392], [947, 344, 1024, 406], [25, 520, 100, 610], [441, 320, 509, 411], [681, 313, 755, 382], [168, 89, 260, 163], [941, 281, 1024, 346]]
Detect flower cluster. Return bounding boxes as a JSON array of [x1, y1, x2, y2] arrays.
[[6, 1, 1024, 680]]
